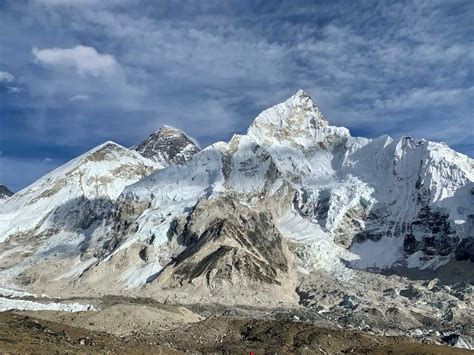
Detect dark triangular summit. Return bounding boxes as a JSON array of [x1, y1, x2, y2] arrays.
[[134, 126, 200, 167]]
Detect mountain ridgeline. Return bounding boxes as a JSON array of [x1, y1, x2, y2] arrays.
[[0, 90, 473, 340]]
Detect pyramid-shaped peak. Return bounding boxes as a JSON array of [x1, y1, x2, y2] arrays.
[[91, 140, 123, 151], [247, 89, 334, 147], [134, 125, 200, 166], [294, 88, 311, 98], [254, 89, 327, 126], [286, 89, 322, 111]]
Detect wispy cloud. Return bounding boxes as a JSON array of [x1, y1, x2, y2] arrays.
[[69, 94, 89, 101], [0, 71, 14, 82], [0, 0, 472, 190], [6, 86, 21, 94], [32, 45, 119, 77]]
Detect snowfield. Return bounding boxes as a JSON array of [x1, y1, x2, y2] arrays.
[[0, 298, 94, 312]]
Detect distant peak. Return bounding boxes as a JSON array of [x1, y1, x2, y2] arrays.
[[155, 125, 184, 135], [102, 140, 121, 147], [151, 125, 200, 148], [134, 125, 200, 166]]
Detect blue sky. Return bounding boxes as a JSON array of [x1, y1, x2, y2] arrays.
[[1, 0, 473, 191]]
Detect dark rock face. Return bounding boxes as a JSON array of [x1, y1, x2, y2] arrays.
[[134, 126, 200, 166], [158, 197, 291, 289], [410, 204, 458, 255], [455, 237, 474, 262], [443, 308, 454, 322], [0, 185, 13, 199], [400, 285, 422, 300], [292, 188, 331, 226], [353, 189, 462, 262], [442, 333, 460, 346], [339, 294, 358, 310], [93, 198, 150, 259], [403, 234, 419, 254]]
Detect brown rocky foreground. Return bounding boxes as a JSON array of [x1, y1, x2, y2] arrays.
[[0, 299, 470, 354]]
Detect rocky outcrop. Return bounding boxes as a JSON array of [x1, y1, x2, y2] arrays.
[[455, 237, 474, 262], [160, 198, 292, 286], [0, 185, 13, 200], [143, 197, 298, 306]]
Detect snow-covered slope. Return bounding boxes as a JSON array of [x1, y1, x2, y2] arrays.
[[134, 125, 200, 166], [0, 142, 161, 294], [0, 141, 159, 243]]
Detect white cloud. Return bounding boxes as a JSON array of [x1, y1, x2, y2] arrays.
[[32, 45, 118, 77], [6, 86, 21, 94], [0, 71, 14, 82], [69, 94, 89, 101]]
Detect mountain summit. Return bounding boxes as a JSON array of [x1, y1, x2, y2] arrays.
[[134, 125, 200, 166], [248, 90, 348, 148], [0, 141, 159, 243]]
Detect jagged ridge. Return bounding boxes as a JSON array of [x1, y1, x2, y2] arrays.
[[0, 91, 472, 329]]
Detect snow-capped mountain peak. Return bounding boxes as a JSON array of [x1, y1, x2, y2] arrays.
[[0, 90, 472, 324], [247, 89, 349, 148], [0, 140, 160, 243], [134, 125, 200, 166]]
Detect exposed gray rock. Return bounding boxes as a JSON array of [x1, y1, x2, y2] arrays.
[[400, 285, 422, 300], [155, 197, 295, 293], [339, 294, 358, 310], [383, 288, 397, 297], [455, 237, 474, 262], [134, 126, 200, 166], [442, 333, 460, 346], [0, 185, 13, 200], [443, 308, 454, 322]]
